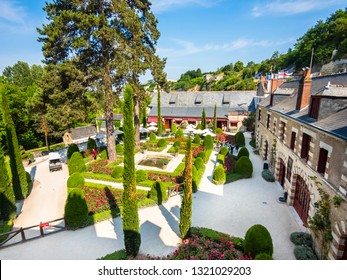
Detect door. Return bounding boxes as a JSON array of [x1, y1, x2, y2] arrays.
[[293, 175, 310, 226], [278, 159, 286, 188]]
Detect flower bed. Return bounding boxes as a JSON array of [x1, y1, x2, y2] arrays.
[[86, 159, 113, 175]]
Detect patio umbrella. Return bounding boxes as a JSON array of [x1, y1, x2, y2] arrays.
[[193, 129, 204, 135], [96, 133, 106, 139], [147, 126, 158, 131], [203, 131, 216, 137], [149, 122, 157, 126], [140, 127, 149, 133], [187, 125, 195, 132], [114, 130, 124, 135]]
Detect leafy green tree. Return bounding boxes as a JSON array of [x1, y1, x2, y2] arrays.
[[0, 148, 16, 220], [38, 0, 161, 162], [201, 108, 206, 130], [122, 85, 140, 257], [0, 85, 29, 200], [180, 136, 193, 238]]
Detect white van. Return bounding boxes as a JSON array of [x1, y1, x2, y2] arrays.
[[48, 152, 62, 172]]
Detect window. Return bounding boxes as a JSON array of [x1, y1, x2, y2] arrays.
[[273, 120, 277, 135], [258, 109, 261, 121], [301, 133, 311, 161], [317, 148, 328, 174], [286, 157, 293, 181], [309, 97, 320, 119], [280, 121, 286, 141], [266, 114, 270, 129], [290, 131, 296, 150]]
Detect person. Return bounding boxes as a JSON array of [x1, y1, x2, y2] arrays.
[[92, 148, 97, 160], [229, 142, 234, 155]]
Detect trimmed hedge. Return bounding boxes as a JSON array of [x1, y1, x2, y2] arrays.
[[0, 220, 13, 243], [255, 253, 273, 260], [235, 131, 245, 147], [149, 132, 156, 142], [68, 152, 86, 175], [194, 157, 205, 171], [98, 249, 128, 260], [157, 139, 167, 148], [67, 143, 80, 160], [217, 154, 225, 164], [171, 122, 177, 133], [111, 166, 124, 179], [67, 173, 85, 189], [237, 147, 249, 159], [149, 181, 168, 205], [212, 165, 226, 185], [219, 146, 229, 156], [64, 188, 89, 229], [294, 245, 318, 260], [244, 224, 273, 258], [173, 140, 181, 147], [203, 135, 214, 150], [196, 151, 206, 163], [175, 128, 184, 138], [262, 170, 275, 182], [234, 156, 253, 178], [193, 134, 201, 145], [290, 232, 313, 247], [192, 165, 198, 193], [136, 170, 148, 182], [87, 138, 97, 150]]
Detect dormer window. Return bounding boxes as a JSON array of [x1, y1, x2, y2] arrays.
[[222, 94, 230, 104], [195, 95, 202, 104], [309, 97, 320, 119], [169, 94, 177, 105]]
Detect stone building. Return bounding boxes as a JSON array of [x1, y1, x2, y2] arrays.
[[255, 70, 347, 259]]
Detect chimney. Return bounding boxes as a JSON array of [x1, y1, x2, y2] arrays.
[[296, 68, 312, 110]]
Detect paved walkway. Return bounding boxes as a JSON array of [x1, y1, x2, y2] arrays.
[[0, 132, 302, 260]]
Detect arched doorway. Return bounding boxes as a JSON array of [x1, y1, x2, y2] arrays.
[[293, 175, 310, 226], [278, 158, 286, 188]]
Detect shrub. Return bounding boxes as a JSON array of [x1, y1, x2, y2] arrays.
[[235, 131, 245, 147], [234, 156, 253, 178], [219, 146, 229, 156], [111, 166, 124, 179], [194, 157, 204, 171], [67, 173, 85, 189], [157, 139, 167, 148], [68, 152, 86, 175], [212, 165, 226, 185], [255, 253, 273, 260], [196, 151, 206, 163], [98, 249, 128, 260], [87, 138, 97, 150], [192, 134, 201, 145], [136, 170, 148, 182], [215, 128, 223, 134], [173, 140, 181, 147], [262, 170, 275, 182], [67, 143, 80, 160], [175, 128, 184, 138], [237, 147, 249, 159], [149, 181, 168, 205], [99, 149, 108, 160], [224, 155, 236, 173], [294, 245, 318, 260], [244, 224, 273, 258], [171, 122, 177, 133], [116, 144, 124, 154], [149, 132, 156, 142], [290, 232, 313, 247], [0, 220, 13, 243], [203, 135, 214, 150], [64, 188, 89, 229], [217, 154, 225, 164], [192, 165, 198, 193], [249, 139, 256, 148]]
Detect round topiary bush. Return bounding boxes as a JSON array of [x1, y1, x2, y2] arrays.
[[173, 140, 181, 147], [234, 156, 253, 178], [157, 139, 167, 148], [87, 138, 97, 151], [294, 245, 318, 260], [116, 144, 124, 154], [111, 166, 124, 179], [235, 131, 245, 147], [219, 146, 229, 156], [215, 128, 223, 135], [136, 170, 148, 182], [67, 173, 85, 189], [149, 132, 157, 142], [237, 147, 249, 159], [194, 157, 205, 171], [67, 143, 80, 160], [244, 224, 274, 258], [64, 188, 89, 229], [255, 253, 273, 260], [262, 170, 275, 182], [68, 152, 86, 175], [193, 134, 201, 145], [203, 135, 214, 150], [171, 122, 177, 133], [149, 181, 168, 205], [212, 165, 226, 185], [175, 128, 184, 138], [290, 232, 313, 247]]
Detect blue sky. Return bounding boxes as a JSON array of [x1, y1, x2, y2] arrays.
[[0, 0, 345, 81]]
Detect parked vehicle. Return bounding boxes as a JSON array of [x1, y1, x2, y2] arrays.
[[48, 152, 62, 172]]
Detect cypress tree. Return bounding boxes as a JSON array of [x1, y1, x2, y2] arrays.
[[180, 136, 193, 238], [157, 86, 162, 135], [213, 103, 217, 133], [0, 85, 29, 200], [0, 148, 16, 220], [122, 85, 141, 257], [201, 108, 206, 130]]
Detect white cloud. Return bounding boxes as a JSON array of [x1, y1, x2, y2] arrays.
[[252, 0, 344, 17], [151, 0, 219, 14], [158, 37, 295, 57], [0, 1, 26, 23]]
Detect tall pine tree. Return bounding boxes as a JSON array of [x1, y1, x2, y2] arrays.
[[201, 108, 206, 130], [180, 136, 193, 238], [213, 103, 217, 133], [122, 85, 141, 257], [0, 84, 29, 200]]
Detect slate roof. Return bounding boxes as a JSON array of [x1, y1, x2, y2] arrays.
[[258, 72, 347, 141], [96, 114, 123, 121], [69, 126, 97, 140], [149, 91, 256, 118]]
